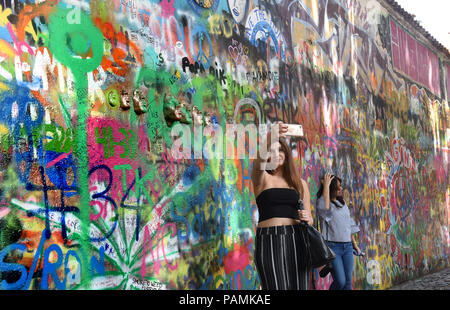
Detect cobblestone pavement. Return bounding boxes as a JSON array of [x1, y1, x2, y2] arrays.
[[388, 268, 450, 290]]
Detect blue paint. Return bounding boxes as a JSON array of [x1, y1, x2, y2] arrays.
[[0, 85, 45, 185], [40, 150, 78, 197], [65, 249, 82, 286], [170, 192, 190, 243], [90, 246, 105, 277], [88, 165, 118, 242], [1, 229, 105, 290], [190, 24, 213, 69], [182, 164, 200, 186], [23, 229, 48, 290], [249, 21, 279, 53], [0, 244, 28, 290], [240, 159, 253, 199], [41, 243, 65, 290], [42, 166, 79, 240]]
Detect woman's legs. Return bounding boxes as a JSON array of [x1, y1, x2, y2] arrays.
[[328, 242, 354, 290], [329, 242, 345, 290], [342, 242, 354, 290], [254, 225, 310, 290]]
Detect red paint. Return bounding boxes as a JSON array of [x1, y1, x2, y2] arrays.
[[94, 18, 143, 76], [223, 242, 251, 275], [46, 150, 73, 168]]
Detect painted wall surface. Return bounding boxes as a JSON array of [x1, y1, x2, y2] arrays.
[[0, 0, 448, 290]]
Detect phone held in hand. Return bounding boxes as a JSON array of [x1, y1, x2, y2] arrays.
[[285, 124, 303, 137], [353, 249, 365, 256]]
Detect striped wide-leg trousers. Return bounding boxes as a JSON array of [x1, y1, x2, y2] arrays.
[[254, 224, 310, 290]]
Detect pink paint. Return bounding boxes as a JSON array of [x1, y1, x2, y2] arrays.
[[223, 242, 251, 275], [161, 222, 178, 271], [160, 0, 175, 19], [223, 243, 252, 290], [7, 23, 34, 56], [0, 207, 11, 219], [89, 185, 111, 221], [87, 117, 149, 204], [434, 153, 448, 184], [141, 223, 178, 278], [391, 18, 441, 95], [141, 225, 162, 277], [46, 150, 73, 168], [89, 200, 106, 221], [153, 199, 169, 219], [159, 142, 180, 179]]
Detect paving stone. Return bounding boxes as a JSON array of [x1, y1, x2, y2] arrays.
[[388, 268, 450, 290]]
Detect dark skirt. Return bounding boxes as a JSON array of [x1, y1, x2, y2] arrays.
[[254, 224, 310, 290]]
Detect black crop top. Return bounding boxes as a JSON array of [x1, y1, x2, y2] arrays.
[[255, 188, 300, 222]]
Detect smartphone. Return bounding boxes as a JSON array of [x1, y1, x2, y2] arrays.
[[353, 249, 365, 256], [285, 124, 304, 137]]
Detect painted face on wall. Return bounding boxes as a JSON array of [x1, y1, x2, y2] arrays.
[[163, 95, 192, 126], [175, 100, 192, 124], [204, 113, 212, 126], [133, 87, 148, 115], [191, 105, 203, 126], [120, 89, 131, 110], [106, 89, 119, 107]]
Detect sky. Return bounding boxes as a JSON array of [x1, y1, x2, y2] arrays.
[[393, 0, 450, 50]]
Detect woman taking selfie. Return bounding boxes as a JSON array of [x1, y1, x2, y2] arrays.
[[316, 173, 361, 290], [251, 122, 313, 290]]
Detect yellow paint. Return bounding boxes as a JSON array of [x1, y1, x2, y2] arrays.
[[0, 39, 15, 58], [208, 14, 233, 39], [24, 20, 38, 42], [367, 243, 394, 289], [0, 124, 9, 135], [379, 219, 385, 232], [224, 160, 238, 185], [0, 5, 12, 27], [303, 0, 320, 25]]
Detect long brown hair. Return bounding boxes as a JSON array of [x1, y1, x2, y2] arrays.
[[316, 175, 345, 207], [268, 137, 304, 199]]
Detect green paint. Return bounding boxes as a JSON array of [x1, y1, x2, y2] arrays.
[[106, 88, 120, 107], [69, 32, 90, 55], [135, 66, 179, 145], [32, 124, 74, 153], [0, 210, 22, 250], [57, 95, 73, 130], [95, 126, 136, 159], [48, 8, 104, 289], [0, 166, 20, 199]]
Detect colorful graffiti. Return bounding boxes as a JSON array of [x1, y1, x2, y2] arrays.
[[0, 0, 448, 290]]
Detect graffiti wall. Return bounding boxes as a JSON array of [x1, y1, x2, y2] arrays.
[[0, 0, 448, 290]]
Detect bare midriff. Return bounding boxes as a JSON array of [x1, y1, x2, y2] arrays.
[[257, 217, 299, 228]]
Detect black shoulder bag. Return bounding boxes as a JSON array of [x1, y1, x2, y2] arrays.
[[318, 219, 333, 278], [298, 198, 336, 269]]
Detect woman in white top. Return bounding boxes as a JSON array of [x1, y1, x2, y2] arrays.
[[316, 173, 361, 290]]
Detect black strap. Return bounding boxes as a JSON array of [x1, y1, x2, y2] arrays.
[[298, 197, 308, 224]]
